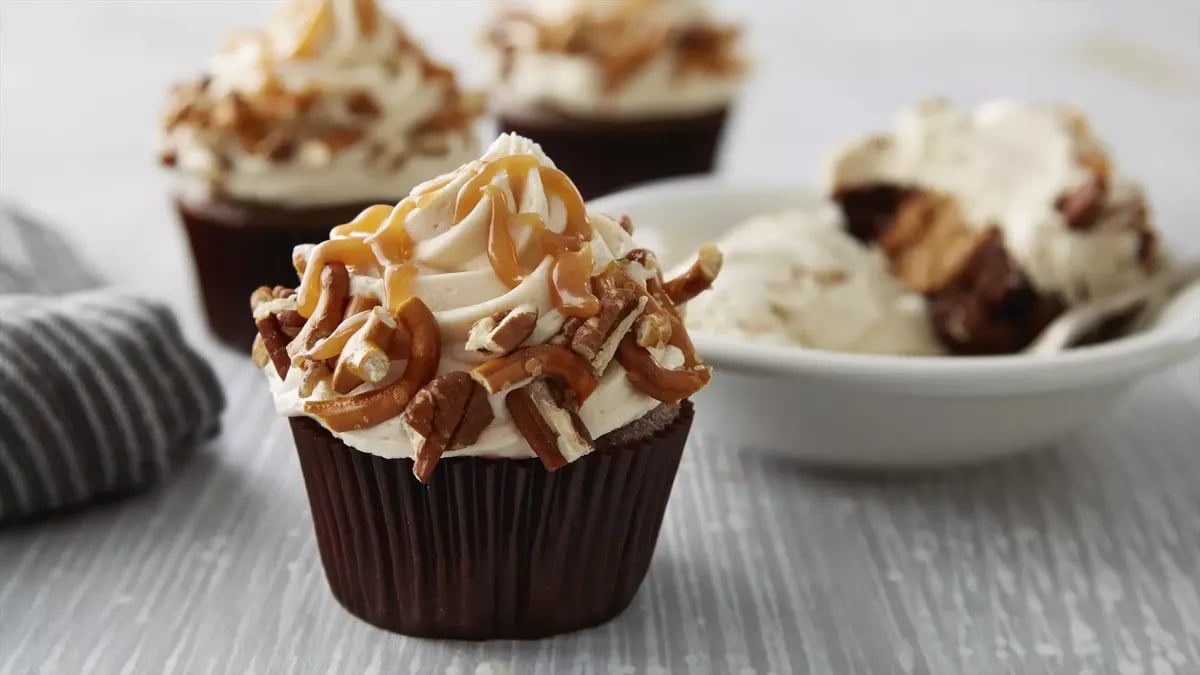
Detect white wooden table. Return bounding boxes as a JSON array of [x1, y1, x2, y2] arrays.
[[2, 3, 1199, 673]]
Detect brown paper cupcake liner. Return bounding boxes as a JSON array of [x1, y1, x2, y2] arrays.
[[496, 107, 729, 200], [288, 400, 694, 640], [176, 197, 385, 351]]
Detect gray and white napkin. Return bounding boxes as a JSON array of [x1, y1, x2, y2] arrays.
[[0, 207, 224, 524]]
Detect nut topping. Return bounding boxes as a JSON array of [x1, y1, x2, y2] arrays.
[[506, 380, 594, 471], [662, 244, 722, 305], [401, 372, 495, 483], [466, 304, 539, 356], [570, 286, 644, 372]]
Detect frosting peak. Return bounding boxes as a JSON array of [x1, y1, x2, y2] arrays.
[[253, 134, 719, 481], [485, 0, 746, 119], [160, 0, 481, 207]]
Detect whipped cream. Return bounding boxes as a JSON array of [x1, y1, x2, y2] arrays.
[[162, 0, 479, 207], [686, 205, 943, 356], [486, 0, 745, 120], [827, 99, 1153, 303], [266, 134, 673, 460]]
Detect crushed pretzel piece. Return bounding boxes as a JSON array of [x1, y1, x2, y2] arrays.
[[288, 263, 350, 359], [634, 310, 672, 348], [506, 380, 594, 471], [300, 360, 332, 398], [402, 372, 495, 483], [466, 304, 539, 356], [616, 333, 711, 404], [344, 294, 381, 319], [305, 310, 371, 362], [254, 315, 292, 379], [471, 345, 598, 404], [250, 286, 274, 312], [331, 307, 396, 394], [293, 244, 314, 276], [662, 244, 722, 305], [303, 297, 441, 432], [251, 334, 269, 369]]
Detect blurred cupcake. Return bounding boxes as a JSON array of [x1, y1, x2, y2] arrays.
[[160, 0, 482, 349], [251, 133, 720, 639], [483, 0, 747, 199]]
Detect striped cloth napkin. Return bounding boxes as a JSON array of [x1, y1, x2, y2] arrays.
[[0, 207, 224, 524]]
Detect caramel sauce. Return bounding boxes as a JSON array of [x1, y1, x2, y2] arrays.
[[287, 0, 333, 60], [296, 153, 601, 320], [384, 264, 418, 313], [354, 0, 379, 36]]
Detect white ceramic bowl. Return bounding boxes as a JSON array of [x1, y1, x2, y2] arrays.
[[591, 177, 1200, 467]]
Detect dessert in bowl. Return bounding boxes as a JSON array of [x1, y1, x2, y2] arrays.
[[160, 0, 481, 349], [249, 134, 719, 638], [483, 0, 747, 199], [593, 100, 1200, 465]]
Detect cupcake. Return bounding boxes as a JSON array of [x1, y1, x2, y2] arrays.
[[160, 0, 482, 349], [826, 99, 1159, 354], [483, 0, 747, 199], [250, 133, 721, 639]]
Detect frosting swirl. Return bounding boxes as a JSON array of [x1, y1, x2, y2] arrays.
[[484, 0, 746, 120], [160, 0, 481, 207], [255, 134, 716, 480]]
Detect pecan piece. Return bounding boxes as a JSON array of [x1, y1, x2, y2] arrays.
[[570, 287, 644, 373], [1057, 173, 1106, 230], [466, 304, 539, 356], [618, 214, 634, 235], [471, 345, 598, 404], [402, 372, 495, 483], [662, 244, 722, 305], [506, 380, 594, 471]]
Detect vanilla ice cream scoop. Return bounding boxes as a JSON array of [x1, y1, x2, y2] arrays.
[[685, 204, 943, 356]]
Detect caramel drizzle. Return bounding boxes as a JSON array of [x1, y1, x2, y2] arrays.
[[296, 154, 600, 320]]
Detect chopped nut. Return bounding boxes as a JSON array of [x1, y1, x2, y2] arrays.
[[1057, 173, 1106, 230], [346, 90, 380, 117], [466, 304, 539, 356], [618, 214, 634, 235], [571, 288, 644, 373], [402, 372, 495, 483], [506, 380, 594, 471]]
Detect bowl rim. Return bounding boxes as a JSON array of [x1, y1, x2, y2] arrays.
[[591, 176, 1200, 394]]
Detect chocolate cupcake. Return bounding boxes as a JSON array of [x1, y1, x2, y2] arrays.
[[825, 99, 1159, 354], [250, 133, 721, 639], [483, 0, 747, 199], [159, 0, 482, 349]]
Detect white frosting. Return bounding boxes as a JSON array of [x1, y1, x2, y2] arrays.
[[267, 134, 666, 459], [489, 0, 744, 120], [686, 205, 943, 356], [827, 99, 1151, 303], [165, 0, 478, 206]]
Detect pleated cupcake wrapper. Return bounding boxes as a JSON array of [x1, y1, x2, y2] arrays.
[[497, 108, 729, 200], [288, 401, 693, 640], [175, 199, 376, 350]]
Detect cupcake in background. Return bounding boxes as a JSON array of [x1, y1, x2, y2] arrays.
[[483, 0, 747, 199], [160, 0, 482, 349]]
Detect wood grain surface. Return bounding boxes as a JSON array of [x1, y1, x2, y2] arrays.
[[2, 2, 1199, 673]]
